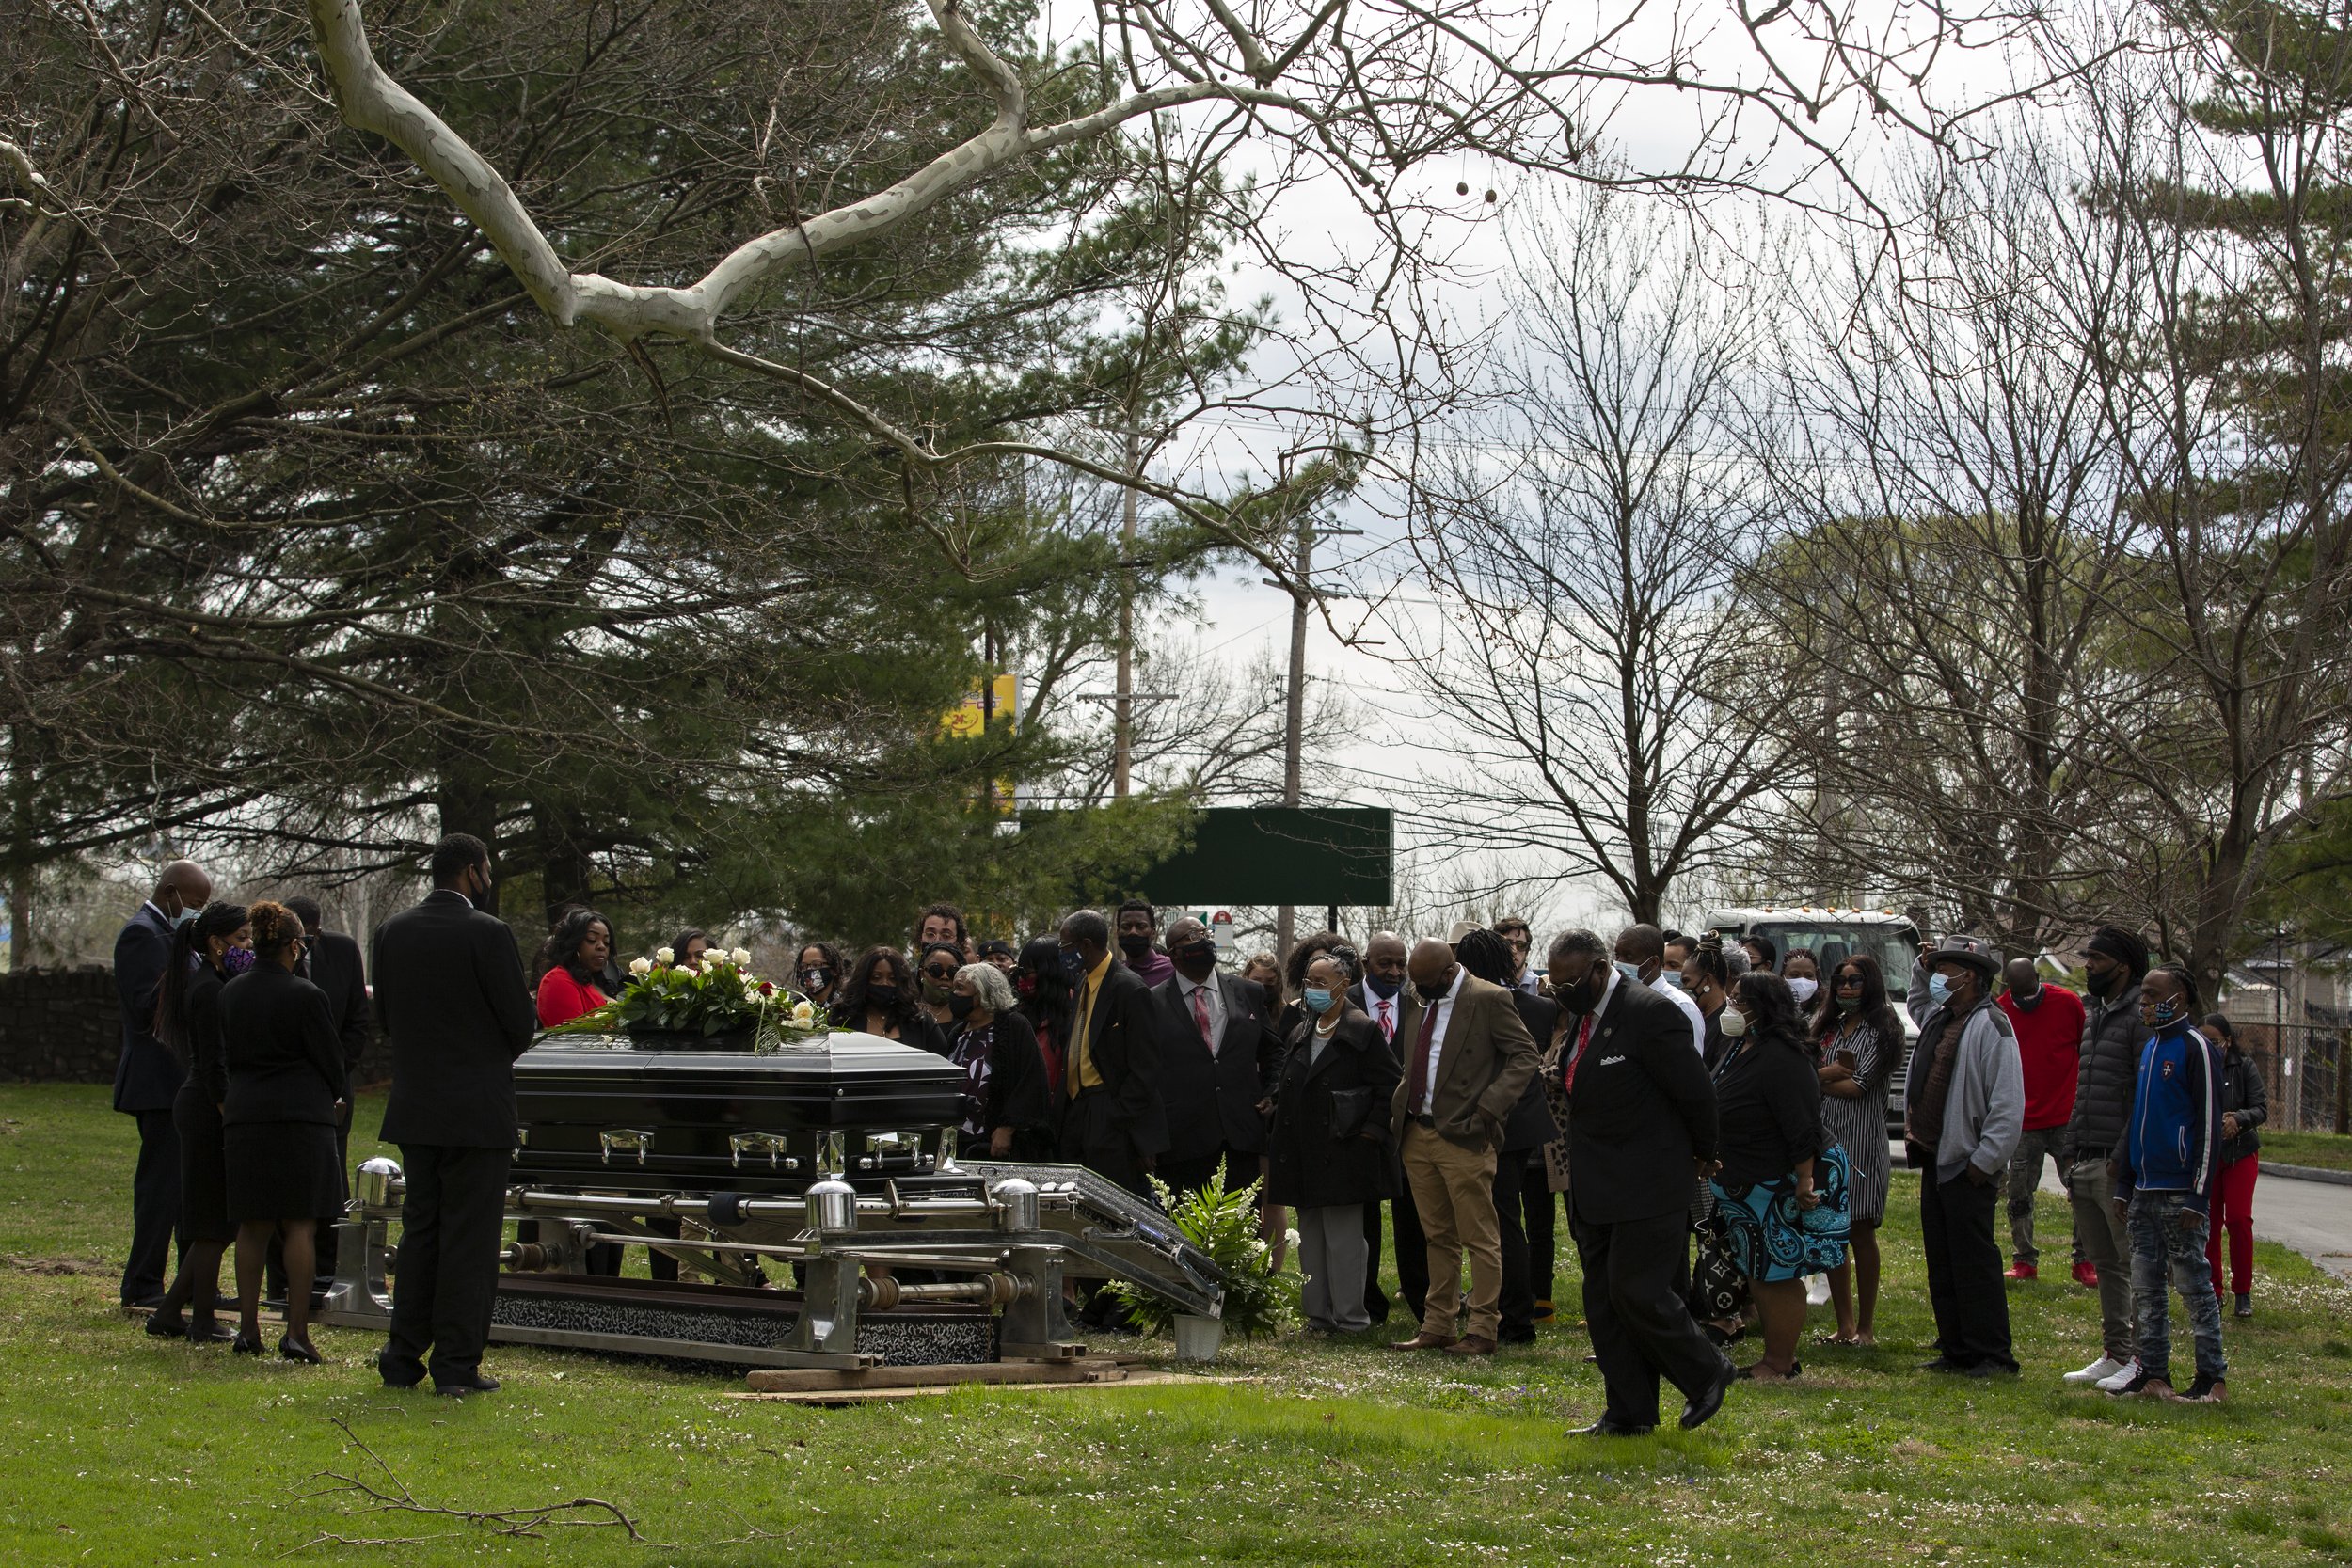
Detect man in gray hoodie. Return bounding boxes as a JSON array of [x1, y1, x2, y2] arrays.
[[1906, 935, 2026, 1376]]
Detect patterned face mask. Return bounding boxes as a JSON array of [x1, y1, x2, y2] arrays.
[[223, 945, 257, 976]]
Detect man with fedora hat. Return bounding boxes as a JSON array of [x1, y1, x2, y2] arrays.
[[1906, 933, 2026, 1375]]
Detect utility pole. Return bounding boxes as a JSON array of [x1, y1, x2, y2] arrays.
[[1114, 425, 1140, 798], [1276, 510, 1312, 961]]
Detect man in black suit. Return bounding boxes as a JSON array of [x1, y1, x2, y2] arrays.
[[1055, 908, 1168, 1196], [1348, 931, 1414, 1323], [371, 834, 537, 1396], [112, 859, 212, 1307], [1149, 916, 1280, 1194], [1550, 927, 1735, 1435], [275, 895, 371, 1290]]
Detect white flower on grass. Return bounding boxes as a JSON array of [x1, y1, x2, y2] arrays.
[[730, 946, 753, 967], [654, 946, 675, 966], [628, 956, 653, 976]]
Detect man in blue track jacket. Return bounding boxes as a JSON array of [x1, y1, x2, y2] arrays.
[[2109, 962, 2227, 1403]]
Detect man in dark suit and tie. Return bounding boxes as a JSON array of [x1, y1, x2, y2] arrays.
[[1387, 937, 1538, 1357], [112, 859, 212, 1307], [371, 833, 537, 1396], [276, 895, 371, 1291], [1348, 932, 1414, 1323], [1149, 916, 1280, 1194], [1056, 908, 1168, 1196], [1549, 927, 1736, 1434]]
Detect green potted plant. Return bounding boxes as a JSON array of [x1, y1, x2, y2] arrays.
[[1107, 1160, 1295, 1356]]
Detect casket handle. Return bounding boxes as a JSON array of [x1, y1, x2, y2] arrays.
[[729, 1132, 794, 1171], [598, 1128, 656, 1166]]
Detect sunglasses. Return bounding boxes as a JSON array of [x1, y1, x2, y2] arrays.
[[923, 966, 957, 981]]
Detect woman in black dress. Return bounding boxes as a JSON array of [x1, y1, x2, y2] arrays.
[[217, 900, 348, 1363], [1263, 952, 1400, 1334], [941, 962, 1053, 1159], [146, 901, 251, 1344], [1014, 936, 1077, 1104]]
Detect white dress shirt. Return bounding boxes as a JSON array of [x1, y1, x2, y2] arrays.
[[1175, 971, 1227, 1055], [1651, 976, 1708, 1056], [1416, 965, 1469, 1106]]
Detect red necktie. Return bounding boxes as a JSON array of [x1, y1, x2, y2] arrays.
[[1562, 1014, 1597, 1096], [1407, 1000, 1441, 1114], [1376, 998, 1394, 1042], [1191, 985, 1214, 1054]]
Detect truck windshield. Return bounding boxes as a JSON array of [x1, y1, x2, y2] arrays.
[[1746, 922, 1920, 982]]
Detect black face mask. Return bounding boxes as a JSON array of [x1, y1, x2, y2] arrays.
[[1119, 932, 1152, 959], [1562, 969, 1606, 1014], [1365, 972, 1402, 1000], [866, 983, 901, 1011], [2084, 967, 2116, 999], [799, 967, 832, 992], [947, 992, 976, 1020], [1172, 940, 1216, 978], [1413, 972, 1452, 1003]]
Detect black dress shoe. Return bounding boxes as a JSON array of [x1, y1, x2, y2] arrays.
[[376, 1351, 425, 1388], [144, 1311, 189, 1338], [187, 1320, 237, 1344], [125, 1292, 167, 1311], [434, 1372, 501, 1397], [1498, 1329, 1540, 1346], [1680, 1355, 1738, 1431], [230, 1330, 267, 1357], [278, 1336, 324, 1365], [1571, 1417, 1655, 1437], [1918, 1356, 1969, 1373]]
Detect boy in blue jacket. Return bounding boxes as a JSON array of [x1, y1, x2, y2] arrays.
[[2109, 962, 2227, 1402]]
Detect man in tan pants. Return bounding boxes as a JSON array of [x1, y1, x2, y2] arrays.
[[1388, 938, 1540, 1356]]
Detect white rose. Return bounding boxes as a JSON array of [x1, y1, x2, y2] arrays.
[[628, 956, 652, 976], [1284, 1228, 1302, 1250], [791, 1000, 816, 1023], [654, 946, 675, 965], [730, 946, 753, 967]]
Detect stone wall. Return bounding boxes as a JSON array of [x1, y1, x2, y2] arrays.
[[0, 966, 122, 1084], [0, 966, 395, 1085]]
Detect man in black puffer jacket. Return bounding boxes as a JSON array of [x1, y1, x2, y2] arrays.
[[2058, 927, 2149, 1390]]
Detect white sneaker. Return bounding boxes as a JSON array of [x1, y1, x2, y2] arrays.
[[2094, 1357, 2143, 1393], [2064, 1354, 2126, 1385], [1805, 1275, 1832, 1307]]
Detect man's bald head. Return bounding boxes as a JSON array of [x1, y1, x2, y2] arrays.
[[1407, 938, 1457, 994], [1363, 931, 1407, 987], [1166, 915, 1208, 948], [2003, 958, 2042, 1002], [153, 860, 212, 919]]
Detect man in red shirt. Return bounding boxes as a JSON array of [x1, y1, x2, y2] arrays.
[[1996, 958, 2087, 1280]]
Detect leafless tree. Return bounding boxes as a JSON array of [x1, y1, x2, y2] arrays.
[[1386, 186, 1788, 926]]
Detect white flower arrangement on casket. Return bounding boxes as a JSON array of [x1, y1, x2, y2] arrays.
[[546, 950, 827, 1053]]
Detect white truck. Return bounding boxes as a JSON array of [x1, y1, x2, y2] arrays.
[[1703, 905, 1923, 1141]]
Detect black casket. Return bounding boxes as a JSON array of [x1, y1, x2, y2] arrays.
[[513, 1028, 967, 1196]]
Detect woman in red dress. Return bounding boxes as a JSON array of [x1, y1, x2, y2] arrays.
[[534, 908, 614, 1028]]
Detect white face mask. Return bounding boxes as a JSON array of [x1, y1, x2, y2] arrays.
[[1787, 977, 1819, 1005], [1720, 1007, 1750, 1037]]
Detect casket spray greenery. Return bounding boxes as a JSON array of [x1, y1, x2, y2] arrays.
[[1105, 1159, 1296, 1339], [544, 946, 829, 1052]]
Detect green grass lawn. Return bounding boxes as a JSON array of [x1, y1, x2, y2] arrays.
[[2261, 1129, 2352, 1172], [5, 1083, 2351, 1567]]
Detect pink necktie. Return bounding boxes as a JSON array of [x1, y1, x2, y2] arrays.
[[1377, 998, 1394, 1042], [1192, 985, 1214, 1054]]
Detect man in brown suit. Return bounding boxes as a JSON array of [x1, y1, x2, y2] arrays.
[[1388, 937, 1540, 1355]]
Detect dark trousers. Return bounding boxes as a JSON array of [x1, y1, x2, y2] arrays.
[[1571, 1204, 1724, 1430], [1391, 1177, 1428, 1322], [121, 1108, 183, 1305], [1492, 1153, 1538, 1339], [1158, 1144, 1262, 1196], [1060, 1089, 1149, 1197], [386, 1144, 511, 1385], [1920, 1170, 2016, 1370], [1525, 1177, 1559, 1304], [1360, 1204, 1391, 1322]]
